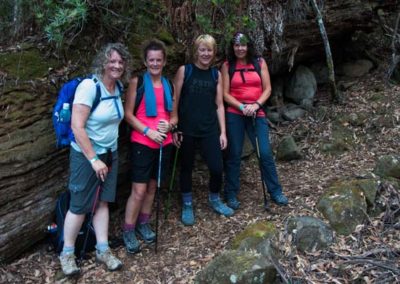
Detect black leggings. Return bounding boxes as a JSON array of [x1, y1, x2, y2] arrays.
[[179, 134, 223, 194]]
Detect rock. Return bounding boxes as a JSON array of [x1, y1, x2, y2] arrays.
[[337, 59, 374, 78], [374, 155, 400, 179], [194, 250, 276, 284], [317, 180, 368, 235], [285, 65, 317, 106], [276, 136, 302, 161], [281, 105, 307, 121], [309, 62, 329, 84], [285, 216, 334, 252], [266, 110, 283, 124], [231, 221, 277, 250]]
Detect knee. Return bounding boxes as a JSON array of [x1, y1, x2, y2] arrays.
[[131, 187, 147, 202]]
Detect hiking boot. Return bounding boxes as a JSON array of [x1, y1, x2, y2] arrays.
[[271, 194, 289, 206], [96, 248, 122, 271], [123, 230, 141, 254], [136, 223, 156, 244], [59, 253, 80, 276], [226, 196, 241, 210], [209, 199, 234, 217], [181, 204, 195, 226]]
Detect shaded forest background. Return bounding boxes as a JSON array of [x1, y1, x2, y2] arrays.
[[0, 0, 399, 279]]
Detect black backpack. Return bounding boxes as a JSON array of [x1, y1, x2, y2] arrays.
[[49, 191, 96, 257], [228, 57, 262, 85]]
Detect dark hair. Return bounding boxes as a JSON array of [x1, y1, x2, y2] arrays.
[[92, 42, 132, 82], [227, 32, 257, 63], [142, 39, 167, 61]]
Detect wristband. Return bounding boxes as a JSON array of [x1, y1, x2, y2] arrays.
[[143, 126, 150, 136], [239, 104, 245, 111], [255, 102, 263, 109], [89, 156, 99, 164]]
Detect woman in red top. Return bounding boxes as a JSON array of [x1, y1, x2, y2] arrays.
[[123, 39, 177, 253], [221, 32, 288, 210]]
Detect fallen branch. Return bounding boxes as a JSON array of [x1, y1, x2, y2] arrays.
[[341, 259, 400, 275]]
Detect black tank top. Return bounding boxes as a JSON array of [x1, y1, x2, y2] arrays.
[[178, 64, 218, 137]]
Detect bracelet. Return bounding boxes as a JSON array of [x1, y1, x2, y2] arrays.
[[89, 156, 99, 164], [171, 124, 178, 133], [239, 104, 245, 111], [255, 101, 263, 109], [143, 126, 150, 136]]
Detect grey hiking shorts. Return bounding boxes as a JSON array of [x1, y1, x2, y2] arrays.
[[68, 148, 118, 214]]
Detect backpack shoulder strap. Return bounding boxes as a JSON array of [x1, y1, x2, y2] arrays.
[[228, 59, 236, 82], [211, 66, 219, 84], [90, 76, 102, 113], [252, 57, 262, 78], [183, 64, 193, 84], [134, 75, 144, 114]]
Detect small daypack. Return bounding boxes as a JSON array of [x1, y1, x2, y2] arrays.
[[52, 75, 123, 148], [134, 74, 174, 114], [49, 191, 96, 257]]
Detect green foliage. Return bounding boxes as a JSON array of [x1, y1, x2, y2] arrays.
[[32, 0, 163, 50], [192, 0, 256, 53], [34, 0, 87, 47]]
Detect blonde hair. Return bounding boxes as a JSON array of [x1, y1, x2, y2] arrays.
[[192, 34, 217, 63]]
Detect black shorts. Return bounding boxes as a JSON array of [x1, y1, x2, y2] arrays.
[[130, 142, 172, 183]]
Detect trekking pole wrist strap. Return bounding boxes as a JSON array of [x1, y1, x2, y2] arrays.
[[255, 101, 262, 110], [89, 155, 99, 164]]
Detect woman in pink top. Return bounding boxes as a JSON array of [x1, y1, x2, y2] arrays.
[[123, 39, 178, 254], [221, 32, 288, 210]]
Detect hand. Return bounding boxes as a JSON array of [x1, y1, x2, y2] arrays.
[[157, 119, 170, 134], [148, 129, 167, 144], [220, 133, 227, 150], [243, 104, 258, 117], [173, 131, 183, 148], [92, 159, 108, 182]]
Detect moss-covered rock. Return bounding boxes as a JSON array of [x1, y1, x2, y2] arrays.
[[231, 221, 277, 250], [317, 180, 368, 235], [374, 155, 400, 179], [276, 135, 302, 161], [0, 49, 57, 80], [194, 250, 276, 284]]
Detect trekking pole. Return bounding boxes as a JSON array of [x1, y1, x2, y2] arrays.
[[164, 147, 179, 220], [252, 116, 270, 211], [79, 150, 113, 264], [155, 144, 163, 254]]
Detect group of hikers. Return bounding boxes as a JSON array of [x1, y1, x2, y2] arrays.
[[59, 32, 289, 276]]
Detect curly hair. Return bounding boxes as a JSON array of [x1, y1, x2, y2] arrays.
[[227, 32, 258, 63], [92, 43, 132, 82]]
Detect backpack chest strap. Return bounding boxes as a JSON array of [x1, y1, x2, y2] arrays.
[[235, 68, 257, 83]]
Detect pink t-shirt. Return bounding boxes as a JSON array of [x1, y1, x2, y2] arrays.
[[131, 86, 172, 149], [226, 61, 265, 117]]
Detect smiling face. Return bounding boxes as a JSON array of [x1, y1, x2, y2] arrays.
[[195, 42, 215, 68], [233, 43, 248, 61], [103, 50, 125, 81], [145, 49, 165, 77]]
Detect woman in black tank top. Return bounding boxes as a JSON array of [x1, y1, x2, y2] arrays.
[[173, 34, 234, 226]]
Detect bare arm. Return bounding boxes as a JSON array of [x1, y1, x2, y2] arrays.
[[216, 70, 227, 150], [221, 62, 245, 112], [171, 65, 185, 147]]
